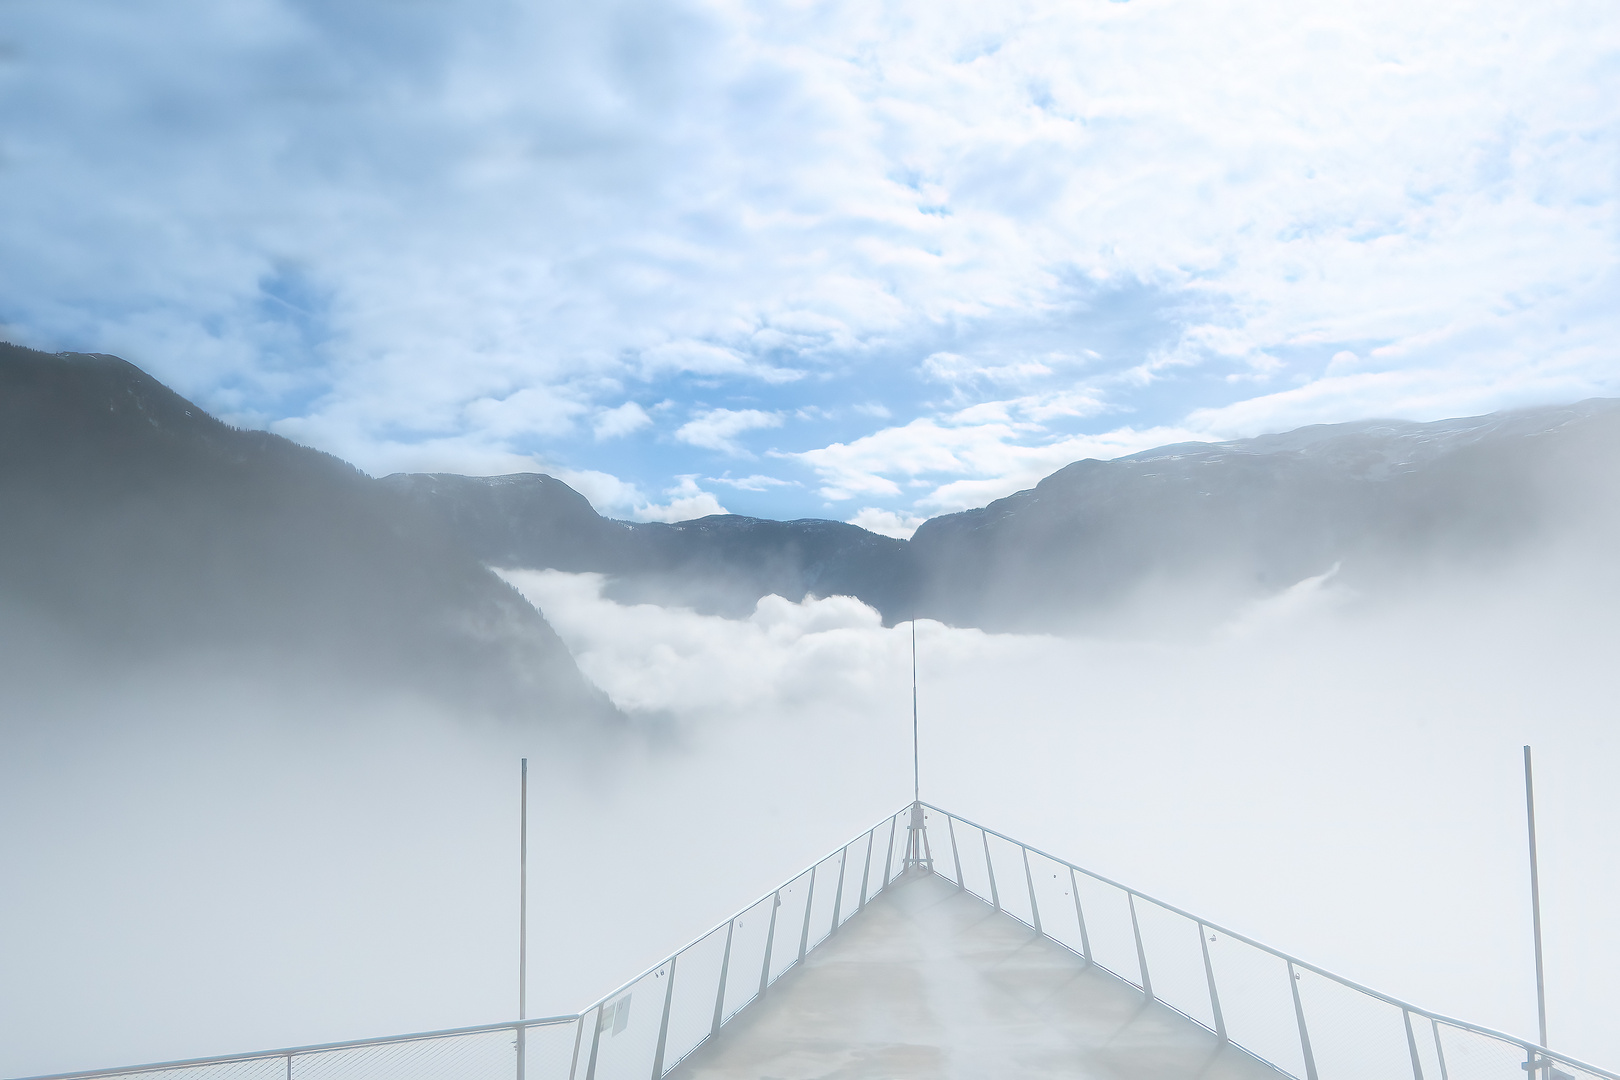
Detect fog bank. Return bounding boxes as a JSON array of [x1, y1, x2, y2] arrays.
[[3, 527, 1618, 1075]]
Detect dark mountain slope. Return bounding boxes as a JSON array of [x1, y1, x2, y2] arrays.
[[907, 399, 1620, 631], [390, 398, 1620, 634], [381, 473, 914, 617], [0, 343, 614, 723]]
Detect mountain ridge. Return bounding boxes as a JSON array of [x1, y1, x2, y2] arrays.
[[0, 342, 616, 723], [390, 398, 1620, 631]]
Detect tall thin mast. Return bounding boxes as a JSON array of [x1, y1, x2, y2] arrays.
[[911, 618, 919, 803], [1524, 745, 1548, 1050], [519, 759, 529, 1019]]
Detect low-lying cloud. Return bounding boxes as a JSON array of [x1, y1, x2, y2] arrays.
[[4, 521, 1619, 1076]]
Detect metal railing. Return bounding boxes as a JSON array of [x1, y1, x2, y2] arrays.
[[12, 807, 915, 1080], [921, 803, 1618, 1080], [12, 803, 1615, 1080]]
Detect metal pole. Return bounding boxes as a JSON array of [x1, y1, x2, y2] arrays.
[[1021, 846, 1042, 936], [518, 758, 528, 1080], [520, 758, 529, 1020], [1524, 745, 1549, 1051], [1289, 962, 1320, 1080], [650, 956, 677, 1080], [913, 621, 926, 806], [797, 865, 816, 963], [858, 830, 874, 909], [758, 893, 781, 995], [982, 830, 1000, 910], [1198, 923, 1225, 1041], [1128, 893, 1153, 1001], [1069, 867, 1091, 963], [829, 847, 848, 933], [948, 816, 964, 888], [710, 919, 735, 1038], [1404, 1009, 1426, 1080]]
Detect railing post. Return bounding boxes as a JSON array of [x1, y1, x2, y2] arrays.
[[858, 831, 874, 910], [650, 955, 678, 1080], [797, 866, 817, 962], [568, 1014, 585, 1080], [980, 830, 1000, 909], [758, 893, 781, 996], [285, 1054, 293, 1080], [583, 1005, 606, 1080], [1021, 846, 1042, 935], [829, 847, 848, 933], [1068, 867, 1091, 963], [516, 1026, 525, 1080], [1404, 1009, 1425, 1080], [1198, 922, 1226, 1041], [1430, 1019, 1450, 1080], [947, 816, 964, 888], [1128, 893, 1153, 1000], [882, 815, 898, 887], [1288, 962, 1320, 1080], [710, 919, 735, 1039]]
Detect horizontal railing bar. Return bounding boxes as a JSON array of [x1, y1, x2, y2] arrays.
[[12, 1016, 581, 1080], [921, 802, 1620, 1080], [576, 805, 910, 1014]]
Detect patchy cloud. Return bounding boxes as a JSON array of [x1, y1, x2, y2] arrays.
[[794, 415, 1208, 510], [593, 402, 652, 440], [847, 507, 926, 539], [631, 475, 728, 522], [675, 408, 783, 455], [1, 0, 1616, 522]]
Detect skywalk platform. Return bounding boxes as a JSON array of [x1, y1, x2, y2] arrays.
[[668, 868, 1286, 1080]]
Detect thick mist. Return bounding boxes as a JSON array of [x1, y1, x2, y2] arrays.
[[4, 496, 1619, 1076]]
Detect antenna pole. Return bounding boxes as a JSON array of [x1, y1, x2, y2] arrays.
[[902, 618, 932, 873], [1524, 746, 1548, 1050], [518, 758, 528, 1080], [911, 619, 919, 804]]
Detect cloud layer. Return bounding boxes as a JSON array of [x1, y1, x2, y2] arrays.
[[2, 0, 1616, 524]]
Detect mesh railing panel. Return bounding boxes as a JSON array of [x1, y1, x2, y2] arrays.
[[1027, 851, 1084, 956], [718, 894, 774, 1023], [657, 926, 728, 1070], [802, 848, 845, 954], [767, 870, 812, 982], [126, 1060, 288, 1080], [1293, 964, 1412, 1080], [1135, 896, 1216, 1032], [298, 1031, 518, 1080], [1434, 1023, 1538, 1080], [984, 832, 1035, 929], [1203, 924, 1307, 1076], [1072, 872, 1141, 988]]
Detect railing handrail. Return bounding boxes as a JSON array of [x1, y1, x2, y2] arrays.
[[576, 804, 909, 1013], [14, 1015, 582, 1080], [922, 801, 1620, 1080]]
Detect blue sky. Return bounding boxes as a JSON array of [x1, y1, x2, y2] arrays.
[[2, 0, 1617, 533]]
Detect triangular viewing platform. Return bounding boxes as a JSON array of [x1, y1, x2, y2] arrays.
[[14, 804, 1615, 1080]]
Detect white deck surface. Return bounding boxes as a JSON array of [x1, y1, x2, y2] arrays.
[[668, 868, 1289, 1080]]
